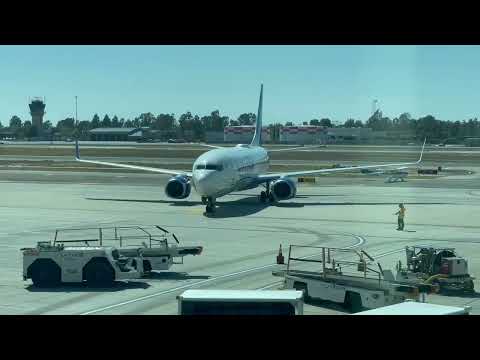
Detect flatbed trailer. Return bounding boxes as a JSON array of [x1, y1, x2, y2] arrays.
[[52, 225, 203, 273], [355, 301, 471, 315], [273, 245, 435, 313]]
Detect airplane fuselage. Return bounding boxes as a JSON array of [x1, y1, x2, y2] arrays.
[[192, 145, 269, 199]]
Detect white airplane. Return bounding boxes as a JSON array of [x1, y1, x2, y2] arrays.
[[75, 84, 426, 214]]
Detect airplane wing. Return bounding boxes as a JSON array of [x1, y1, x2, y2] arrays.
[[258, 139, 426, 182], [190, 143, 224, 149], [74, 141, 192, 177], [267, 144, 327, 152]]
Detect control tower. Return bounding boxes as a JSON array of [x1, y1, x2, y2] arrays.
[[29, 97, 46, 135]]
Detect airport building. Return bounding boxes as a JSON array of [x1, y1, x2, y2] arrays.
[[224, 126, 271, 143], [0, 128, 16, 140], [465, 137, 480, 147], [205, 131, 224, 143], [89, 127, 146, 141], [325, 127, 373, 143], [280, 126, 326, 144]]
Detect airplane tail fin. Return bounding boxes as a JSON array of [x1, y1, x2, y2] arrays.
[[417, 138, 426, 163], [250, 84, 263, 147]]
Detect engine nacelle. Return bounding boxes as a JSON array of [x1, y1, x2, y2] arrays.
[[165, 175, 191, 199], [271, 177, 297, 201]]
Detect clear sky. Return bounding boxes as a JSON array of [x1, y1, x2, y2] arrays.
[[0, 45, 479, 126]]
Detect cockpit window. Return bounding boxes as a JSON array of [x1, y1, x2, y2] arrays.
[[196, 164, 223, 171], [205, 164, 223, 171]]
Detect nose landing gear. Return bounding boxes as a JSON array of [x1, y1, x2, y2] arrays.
[[259, 181, 275, 203], [204, 197, 216, 215]]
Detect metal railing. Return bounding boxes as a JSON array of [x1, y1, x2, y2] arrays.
[[286, 245, 384, 282], [53, 225, 174, 249]]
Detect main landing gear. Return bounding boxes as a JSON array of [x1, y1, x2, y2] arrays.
[[259, 182, 275, 203], [204, 197, 216, 215]]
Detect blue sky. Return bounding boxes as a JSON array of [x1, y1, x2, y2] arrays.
[[0, 45, 479, 126]]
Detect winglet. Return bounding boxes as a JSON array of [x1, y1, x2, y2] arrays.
[[75, 140, 80, 160], [250, 84, 263, 146], [417, 138, 426, 163]]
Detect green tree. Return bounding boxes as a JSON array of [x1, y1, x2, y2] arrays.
[[91, 114, 100, 129], [42, 121, 52, 130], [111, 115, 120, 128], [119, 118, 125, 128], [153, 114, 176, 130], [192, 115, 204, 140], [285, 121, 293, 126], [354, 120, 363, 128], [344, 119, 355, 128], [0, 121, 3, 128], [398, 112, 412, 131], [22, 120, 37, 139], [101, 114, 111, 127], [320, 118, 332, 127], [9, 115, 22, 128], [179, 112, 194, 135], [229, 119, 240, 126], [309, 119, 320, 126], [124, 119, 134, 127], [77, 120, 91, 139], [139, 113, 155, 128], [237, 113, 256, 126]]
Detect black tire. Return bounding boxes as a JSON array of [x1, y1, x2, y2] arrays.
[[206, 204, 216, 213], [143, 260, 152, 273], [260, 191, 267, 203], [30, 261, 61, 288], [84, 260, 115, 286], [344, 292, 363, 313]]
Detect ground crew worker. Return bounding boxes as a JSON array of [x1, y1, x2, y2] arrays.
[[395, 203, 406, 231]]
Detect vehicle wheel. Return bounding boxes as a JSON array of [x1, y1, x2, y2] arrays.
[[344, 292, 363, 313], [260, 191, 267, 203], [31, 261, 61, 288], [201, 196, 207, 205], [84, 261, 115, 287], [143, 260, 152, 273], [464, 280, 475, 294]]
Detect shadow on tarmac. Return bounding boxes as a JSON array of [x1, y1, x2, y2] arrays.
[[25, 280, 150, 293], [86, 196, 450, 219], [147, 272, 210, 281]]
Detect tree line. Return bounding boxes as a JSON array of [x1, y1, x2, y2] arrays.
[[1, 109, 479, 143]]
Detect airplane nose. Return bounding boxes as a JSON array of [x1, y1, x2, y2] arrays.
[[193, 171, 215, 196]]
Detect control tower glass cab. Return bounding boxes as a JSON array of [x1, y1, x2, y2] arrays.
[[29, 97, 46, 136]]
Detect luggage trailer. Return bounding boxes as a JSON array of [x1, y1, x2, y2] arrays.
[[273, 245, 437, 312]]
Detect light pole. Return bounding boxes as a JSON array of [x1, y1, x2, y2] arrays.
[[75, 96, 78, 127]]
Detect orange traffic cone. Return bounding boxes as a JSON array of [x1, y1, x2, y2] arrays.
[[276, 245, 285, 265]]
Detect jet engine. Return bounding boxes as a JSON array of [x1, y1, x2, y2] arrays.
[[165, 175, 191, 199], [271, 177, 297, 201]]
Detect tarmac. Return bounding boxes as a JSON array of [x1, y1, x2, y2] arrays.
[[1, 162, 480, 315]]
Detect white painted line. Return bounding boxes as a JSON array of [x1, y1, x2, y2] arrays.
[[81, 234, 366, 315], [256, 282, 283, 290]]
